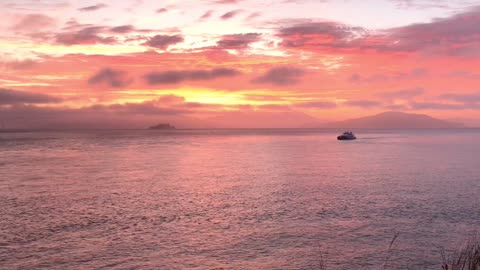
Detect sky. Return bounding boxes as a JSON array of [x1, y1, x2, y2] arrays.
[[1, 0, 480, 128]]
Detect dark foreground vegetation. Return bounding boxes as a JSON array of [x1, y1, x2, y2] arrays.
[[317, 236, 479, 270], [441, 240, 480, 270]]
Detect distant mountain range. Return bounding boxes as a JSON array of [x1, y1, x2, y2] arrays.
[[325, 111, 464, 129], [4, 110, 467, 130], [205, 110, 321, 129]]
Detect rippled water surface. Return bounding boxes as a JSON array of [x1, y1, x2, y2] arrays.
[[1, 129, 479, 270]]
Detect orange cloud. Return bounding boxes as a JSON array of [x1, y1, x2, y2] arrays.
[[3, 2, 480, 128]]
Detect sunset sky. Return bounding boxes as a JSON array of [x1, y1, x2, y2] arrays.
[[2, 0, 480, 128]]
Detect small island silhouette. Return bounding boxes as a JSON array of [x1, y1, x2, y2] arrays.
[[148, 123, 176, 130]]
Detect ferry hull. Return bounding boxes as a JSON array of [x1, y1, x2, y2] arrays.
[[337, 135, 356, 140]]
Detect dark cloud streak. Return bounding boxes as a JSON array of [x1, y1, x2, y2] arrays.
[[200, 10, 214, 20], [145, 68, 241, 84], [88, 68, 132, 88], [143, 34, 184, 49], [296, 101, 337, 109], [55, 26, 116, 45], [78, 3, 107, 12], [252, 67, 305, 86], [220, 10, 242, 20], [345, 100, 381, 108], [216, 33, 261, 49], [0, 88, 61, 105], [110, 25, 135, 33]]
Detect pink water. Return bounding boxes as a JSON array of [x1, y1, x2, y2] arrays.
[[1, 129, 479, 269]]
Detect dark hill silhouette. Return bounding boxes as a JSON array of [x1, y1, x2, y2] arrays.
[[327, 111, 464, 129], [148, 123, 175, 130]]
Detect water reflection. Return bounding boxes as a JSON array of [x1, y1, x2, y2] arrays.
[[0, 129, 479, 269]]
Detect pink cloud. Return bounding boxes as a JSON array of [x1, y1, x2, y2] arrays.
[[88, 68, 133, 88], [144, 68, 241, 85], [55, 26, 116, 45], [143, 34, 184, 49], [252, 67, 305, 86], [277, 6, 480, 58], [78, 3, 107, 12], [213, 0, 244, 4], [216, 33, 261, 49], [0, 88, 61, 105], [13, 14, 56, 32], [220, 10, 242, 20], [200, 10, 214, 20], [109, 25, 136, 33]]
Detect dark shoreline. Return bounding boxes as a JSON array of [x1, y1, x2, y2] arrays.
[[1, 127, 480, 133]]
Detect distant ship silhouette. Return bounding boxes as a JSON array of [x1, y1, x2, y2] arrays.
[[148, 123, 176, 130]]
